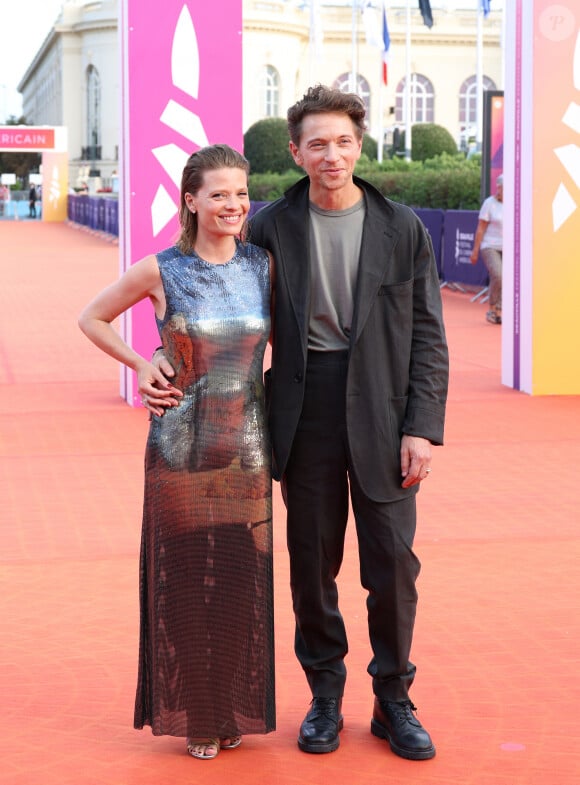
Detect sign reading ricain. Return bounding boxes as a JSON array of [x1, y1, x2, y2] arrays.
[[0, 129, 56, 150]]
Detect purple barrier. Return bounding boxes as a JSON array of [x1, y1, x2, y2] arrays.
[[81, 195, 90, 225], [68, 194, 119, 236], [90, 197, 100, 230], [414, 208, 444, 278], [250, 202, 446, 278], [249, 200, 269, 219], [97, 198, 106, 231], [67, 195, 77, 222], [441, 210, 489, 287], [67, 198, 481, 283], [104, 199, 119, 236]]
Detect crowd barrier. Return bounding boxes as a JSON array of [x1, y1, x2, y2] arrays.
[[68, 194, 119, 237], [69, 196, 488, 288], [441, 210, 488, 288]]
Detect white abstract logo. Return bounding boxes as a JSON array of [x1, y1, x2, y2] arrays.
[[49, 164, 61, 210], [552, 30, 580, 231], [151, 5, 209, 236]]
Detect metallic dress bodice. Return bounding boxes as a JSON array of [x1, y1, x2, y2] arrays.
[[150, 241, 271, 477]]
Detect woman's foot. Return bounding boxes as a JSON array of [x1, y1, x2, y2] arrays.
[[219, 735, 242, 749], [186, 738, 220, 760], [186, 735, 242, 759]]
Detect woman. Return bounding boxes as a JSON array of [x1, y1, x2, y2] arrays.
[[470, 174, 503, 324], [79, 144, 275, 759]]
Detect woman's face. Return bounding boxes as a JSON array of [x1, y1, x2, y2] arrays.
[[185, 167, 250, 240]]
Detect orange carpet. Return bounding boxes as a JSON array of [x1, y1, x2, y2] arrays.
[[1, 220, 579, 785]]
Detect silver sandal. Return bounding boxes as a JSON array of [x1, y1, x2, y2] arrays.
[[186, 737, 220, 760]]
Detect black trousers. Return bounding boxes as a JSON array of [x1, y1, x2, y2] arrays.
[[281, 351, 420, 702]]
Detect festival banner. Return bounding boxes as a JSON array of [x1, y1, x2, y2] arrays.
[[531, 0, 580, 393], [482, 90, 504, 199], [504, 0, 580, 394], [119, 1, 243, 405], [0, 127, 55, 150], [40, 152, 69, 221], [0, 126, 67, 222]]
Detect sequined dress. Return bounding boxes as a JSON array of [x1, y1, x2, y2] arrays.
[[134, 241, 275, 738]]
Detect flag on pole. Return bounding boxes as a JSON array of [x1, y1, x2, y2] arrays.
[[362, 1, 381, 48], [362, 2, 391, 85], [310, 0, 324, 62], [481, 0, 491, 17], [418, 0, 433, 28], [381, 3, 391, 85]]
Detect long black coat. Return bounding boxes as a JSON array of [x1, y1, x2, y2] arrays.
[[248, 175, 449, 502]]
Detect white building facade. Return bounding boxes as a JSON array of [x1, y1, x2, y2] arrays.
[[18, 1, 502, 186]]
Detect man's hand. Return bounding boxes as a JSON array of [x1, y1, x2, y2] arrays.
[[400, 434, 432, 488], [138, 350, 182, 416]]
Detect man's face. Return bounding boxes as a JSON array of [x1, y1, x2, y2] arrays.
[[289, 112, 362, 195]]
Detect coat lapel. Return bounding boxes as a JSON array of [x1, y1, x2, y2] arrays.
[[274, 191, 311, 354], [351, 200, 400, 345]]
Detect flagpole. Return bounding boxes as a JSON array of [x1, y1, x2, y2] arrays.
[[501, 0, 506, 89], [351, 1, 358, 93], [476, 3, 483, 152], [378, 56, 384, 163], [377, 0, 385, 164], [405, 0, 412, 161], [309, 0, 315, 84]]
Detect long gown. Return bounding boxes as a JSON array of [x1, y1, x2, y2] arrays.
[[133, 241, 275, 739]]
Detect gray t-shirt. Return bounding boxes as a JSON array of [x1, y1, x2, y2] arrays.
[[308, 198, 365, 351]]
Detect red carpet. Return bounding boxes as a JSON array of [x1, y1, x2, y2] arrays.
[[1, 221, 578, 784]]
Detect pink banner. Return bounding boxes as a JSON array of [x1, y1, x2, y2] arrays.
[[0, 128, 55, 150], [120, 0, 243, 404]]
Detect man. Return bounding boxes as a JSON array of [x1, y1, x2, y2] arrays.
[[29, 182, 37, 218], [249, 85, 448, 761], [470, 173, 503, 324], [145, 85, 448, 760]]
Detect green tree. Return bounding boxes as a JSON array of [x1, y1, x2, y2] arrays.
[[361, 134, 378, 159], [411, 123, 458, 162], [243, 118, 300, 174]]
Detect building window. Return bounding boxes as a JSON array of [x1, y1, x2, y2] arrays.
[[395, 74, 434, 125], [86, 65, 101, 159], [459, 75, 497, 125], [334, 73, 371, 118], [259, 66, 280, 117]]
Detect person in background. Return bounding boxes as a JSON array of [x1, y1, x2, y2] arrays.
[[28, 182, 37, 218], [79, 144, 275, 761], [470, 174, 503, 324]]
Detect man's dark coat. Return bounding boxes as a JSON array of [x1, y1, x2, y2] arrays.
[[248, 175, 449, 502]]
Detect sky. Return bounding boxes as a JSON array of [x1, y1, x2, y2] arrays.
[[0, 0, 503, 123], [0, 0, 64, 121]]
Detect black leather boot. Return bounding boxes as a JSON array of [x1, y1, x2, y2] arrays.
[[298, 697, 343, 753], [371, 698, 436, 760]]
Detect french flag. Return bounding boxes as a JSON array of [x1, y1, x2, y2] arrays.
[[381, 3, 391, 86]]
